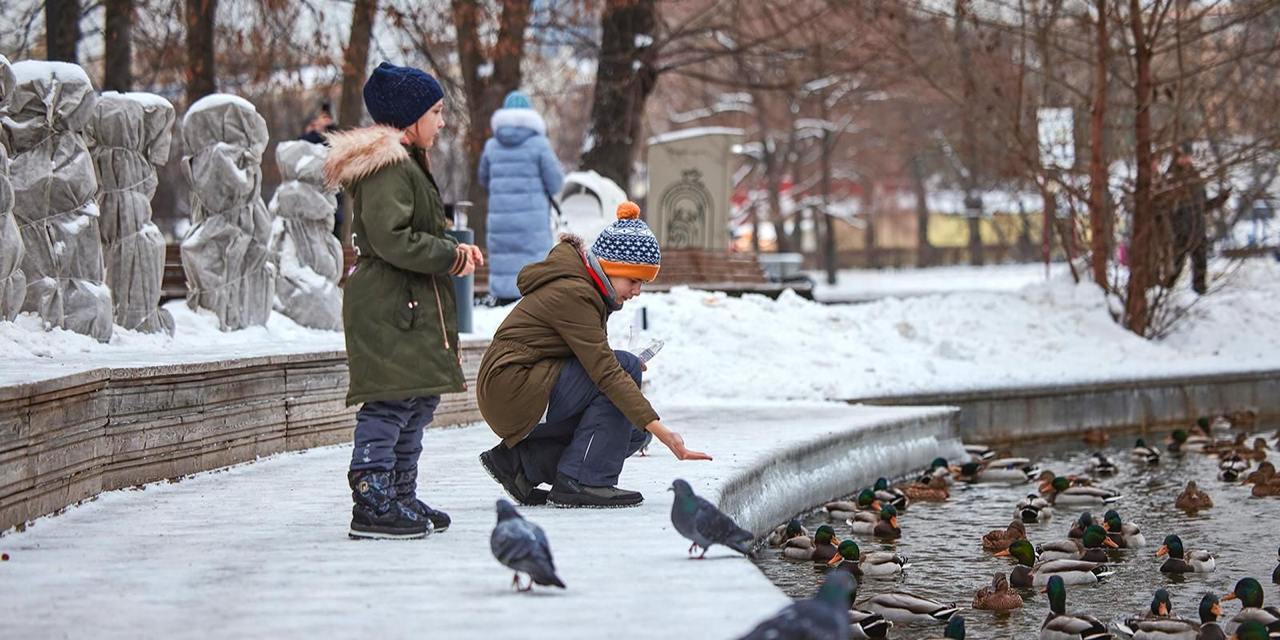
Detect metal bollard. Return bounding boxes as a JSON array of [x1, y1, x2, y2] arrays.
[[445, 201, 474, 334]]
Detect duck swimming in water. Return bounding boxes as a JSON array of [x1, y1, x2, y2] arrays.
[[1197, 592, 1229, 640], [1175, 481, 1214, 512], [1102, 509, 1146, 548], [1114, 588, 1198, 640], [954, 458, 1040, 484], [1039, 575, 1113, 640], [1043, 476, 1122, 507], [873, 477, 909, 511], [1067, 511, 1098, 539], [997, 538, 1112, 587], [860, 590, 960, 625], [1133, 438, 1162, 463], [1222, 577, 1280, 635], [983, 519, 1027, 553], [1086, 451, 1118, 475], [782, 524, 839, 562], [767, 518, 809, 547], [1017, 493, 1054, 523], [826, 539, 909, 577], [872, 504, 901, 540], [1156, 534, 1216, 574], [1037, 525, 1118, 563], [972, 572, 1022, 611]]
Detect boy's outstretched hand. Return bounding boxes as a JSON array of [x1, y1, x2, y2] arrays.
[[646, 420, 713, 461]]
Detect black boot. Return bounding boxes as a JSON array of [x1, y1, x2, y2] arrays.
[[392, 468, 451, 532], [479, 445, 549, 506], [348, 470, 431, 540], [547, 473, 643, 508]]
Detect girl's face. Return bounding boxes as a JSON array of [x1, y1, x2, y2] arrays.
[[609, 275, 643, 303], [403, 101, 446, 149]]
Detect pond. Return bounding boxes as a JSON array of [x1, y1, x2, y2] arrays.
[[753, 423, 1280, 638]]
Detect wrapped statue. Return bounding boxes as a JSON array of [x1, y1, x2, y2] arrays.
[[268, 140, 343, 330]]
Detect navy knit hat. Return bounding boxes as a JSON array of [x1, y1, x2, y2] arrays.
[[590, 202, 661, 282], [362, 62, 444, 130]]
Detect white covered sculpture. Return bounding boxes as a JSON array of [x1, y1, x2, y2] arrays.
[[1, 61, 112, 341], [268, 140, 342, 330], [179, 94, 275, 331], [0, 55, 25, 321], [88, 92, 176, 335]]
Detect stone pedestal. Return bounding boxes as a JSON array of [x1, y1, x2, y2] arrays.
[[645, 128, 742, 250]]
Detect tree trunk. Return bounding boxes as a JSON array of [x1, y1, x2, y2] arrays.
[[185, 0, 218, 106], [861, 177, 878, 269], [580, 0, 659, 189], [1124, 0, 1155, 336], [819, 133, 837, 282], [45, 0, 81, 63], [338, 0, 377, 129], [910, 155, 933, 267], [1088, 0, 1110, 288], [453, 0, 531, 251], [103, 0, 133, 91]]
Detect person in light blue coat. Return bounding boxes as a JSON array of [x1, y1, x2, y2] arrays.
[[478, 91, 565, 304]]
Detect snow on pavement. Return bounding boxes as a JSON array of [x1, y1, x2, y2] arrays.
[[0, 402, 941, 639]]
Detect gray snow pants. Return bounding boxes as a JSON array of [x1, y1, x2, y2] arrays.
[[349, 395, 441, 473]]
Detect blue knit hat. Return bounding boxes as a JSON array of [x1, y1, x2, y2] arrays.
[[362, 62, 444, 130], [502, 90, 532, 109], [590, 202, 661, 282]]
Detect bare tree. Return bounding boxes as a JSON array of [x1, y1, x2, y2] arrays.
[[579, 0, 658, 188], [185, 0, 217, 105], [46, 0, 81, 62], [1087, 0, 1110, 287], [104, 0, 134, 92], [338, 0, 377, 129]]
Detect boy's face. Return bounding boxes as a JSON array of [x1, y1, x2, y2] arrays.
[[609, 276, 643, 303]]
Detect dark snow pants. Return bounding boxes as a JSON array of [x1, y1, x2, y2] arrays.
[[513, 350, 651, 487], [350, 395, 441, 473]]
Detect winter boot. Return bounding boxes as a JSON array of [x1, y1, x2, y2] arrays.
[[392, 468, 452, 532], [348, 470, 431, 540], [479, 445, 549, 506], [547, 473, 643, 508]]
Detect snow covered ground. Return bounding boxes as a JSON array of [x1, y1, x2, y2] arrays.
[[5, 259, 1280, 403], [0, 402, 946, 639], [808, 261, 1072, 302]]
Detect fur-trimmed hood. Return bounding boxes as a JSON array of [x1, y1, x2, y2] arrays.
[[322, 125, 409, 190], [490, 107, 546, 143]]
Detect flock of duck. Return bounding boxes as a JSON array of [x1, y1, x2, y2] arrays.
[[742, 411, 1280, 639]]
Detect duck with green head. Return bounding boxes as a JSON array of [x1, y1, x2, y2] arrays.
[[872, 504, 901, 540], [783, 524, 839, 562], [1115, 588, 1199, 639], [1132, 437, 1161, 462], [1067, 511, 1097, 539], [1039, 575, 1111, 639], [997, 538, 1112, 588], [1017, 493, 1054, 523], [1037, 525, 1119, 563], [1043, 475, 1122, 507], [767, 518, 809, 548], [954, 457, 1039, 484], [1102, 509, 1146, 548], [827, 539, 909, 577], [825, 489, 875, 520], [923, 615, 966, 640], [918, 457, 955, 486], [1197, 593, 1228, 640], [872, 477, 909, 511], [846, 490, 886, 535], [1157, 534, 1216, 573], [1222, 578, 1280, 635], [983, 519, 1027, 553], [1230, 621, 1278, 640]]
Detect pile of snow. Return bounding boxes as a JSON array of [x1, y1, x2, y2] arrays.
[[809, 262, 1073, 302]]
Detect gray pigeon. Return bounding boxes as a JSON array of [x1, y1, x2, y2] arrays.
[[490, 499, 565, 591], [669, 478, 754, 558], [737, 572, 856, 640]]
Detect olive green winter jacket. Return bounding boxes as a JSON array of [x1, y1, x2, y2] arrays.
[[324, 126, 471, 405]]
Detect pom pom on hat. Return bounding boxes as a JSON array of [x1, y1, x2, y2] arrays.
[[616, 201, 640, 220], [591, 201, 661, 282]]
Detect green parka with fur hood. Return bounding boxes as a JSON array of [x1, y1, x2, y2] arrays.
[[324, 126, 471, 405]]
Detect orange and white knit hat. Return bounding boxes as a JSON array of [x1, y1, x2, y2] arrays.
[[590, 202, 662, 282]]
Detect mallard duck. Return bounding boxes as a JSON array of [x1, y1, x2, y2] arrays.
[[1037, 525, 1118, 563], [1227, 409, 1258, 429], [1233, 438, 1269, 463], [1273, 547, 1279, 585], [1017, 493, 1054, 523], [872, 504, 901, 540], [997, 539, 1112, 587], [965, 443, 997, 462], [1251, 480, 1280, 498], [1219, 454, 1252, 482], [827, 487, 880, 519], [923, 615, 967, 639], [1086, 451, 1118, 475], [1039, 470, 1094, 489], [1197, 593, 1229, 640], [1222, 578, 1280, 634], [1230, 621, 1279, 639], [783, 524, 838, 562], [1157, 534, 1216, 573], [767, 518, 809, 547], [1043, 476, 1122, 507], [917, 457, 955, 486], [826, 539, 909, 577], [1245, 462, 1275, 485], [900, 475, 950, 502], [1168, 428, 1212, 455], [1067, 511, 1098, 539], [972, 572, 1022, 611], [983, 519, 1027, 552], [1102, 510, 1146, 548], [1133, 438, 1162, 463], [846, 490, 885, 534], [873, 477, 909, 511], [860, 591, 960, 625], [1206, 433, 1248, 457], [1115, 588, 1198, 639], [954, 457, 1039, 484], [1039, 575, 1112, 640], [1175, 481, 1214, 511]]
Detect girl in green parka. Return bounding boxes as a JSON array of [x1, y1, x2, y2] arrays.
[[323, 62, 484, 540]]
